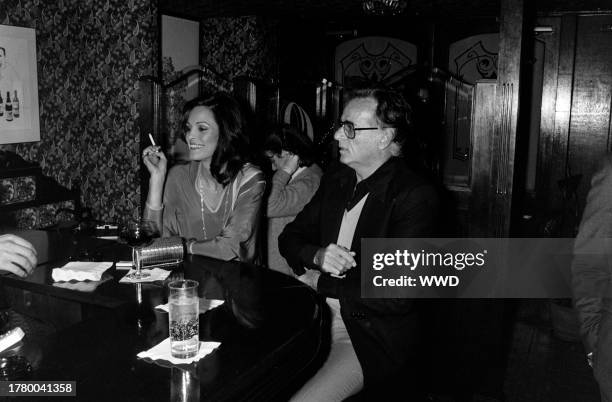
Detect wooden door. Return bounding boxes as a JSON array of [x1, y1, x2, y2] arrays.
[[537, 14, 612, 232]]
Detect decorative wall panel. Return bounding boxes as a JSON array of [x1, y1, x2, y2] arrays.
[[13, 200, 75, 229], [0, 0, 157, 224], [334, 36, 417, 87], [200, 16, 278, 84], [449, 33, 499, 84]]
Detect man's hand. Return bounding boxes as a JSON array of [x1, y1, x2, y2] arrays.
[[0, 234, 37, 277], [297, 269, 321, 290], [313, 244, 356, 277]]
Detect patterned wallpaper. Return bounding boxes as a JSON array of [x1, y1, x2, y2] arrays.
[[0, 0, 157, 224], [200, 16, 278, 83]]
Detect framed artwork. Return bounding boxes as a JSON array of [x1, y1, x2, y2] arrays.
[[448, 33, 499, 84], [0, 24, 40, 144], [334, 37, 417, 88]]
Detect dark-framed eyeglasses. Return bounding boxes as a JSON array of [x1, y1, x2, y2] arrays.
[[332, 121, 394, 139]]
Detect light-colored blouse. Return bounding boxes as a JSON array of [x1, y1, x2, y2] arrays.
[[267, 164, 322, 275], [144, 162, 266, 263]]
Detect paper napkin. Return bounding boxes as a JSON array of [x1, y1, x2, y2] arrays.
[[155, 298, 225, 313], [119, 268, 172, 283], [137, 337, 221, 365], [52, 262, 113, 282], [53, 275, 111, 292]]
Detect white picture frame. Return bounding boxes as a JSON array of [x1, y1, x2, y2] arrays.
[[0, 24, 40, 144]]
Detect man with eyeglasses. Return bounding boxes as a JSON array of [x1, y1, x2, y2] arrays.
[[279, 87, 439, 401]]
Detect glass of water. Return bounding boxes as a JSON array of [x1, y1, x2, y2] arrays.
[[168, 280, 199, 359]]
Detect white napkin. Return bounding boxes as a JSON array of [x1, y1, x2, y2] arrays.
[[155, 298, 224, 313], [119, 268, 172, 283], [52, 262, 113, 282], [137, 337, 221, 365], [53, 275, 111, 292]]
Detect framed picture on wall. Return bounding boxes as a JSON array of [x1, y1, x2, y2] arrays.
[[0, 24, 40, 144]]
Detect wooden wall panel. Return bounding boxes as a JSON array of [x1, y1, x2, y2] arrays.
[[568, 15, 612, 213], [536, 14, 612, 233], [469, 80, 497, 235], [489, 0, 524, 236], [535, 16, 563, 211]]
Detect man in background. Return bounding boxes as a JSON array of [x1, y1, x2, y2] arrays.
[[572, 155, 612, 401]]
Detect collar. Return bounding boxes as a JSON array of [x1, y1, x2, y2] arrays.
[[346, 157, 399, 211], [289, 166, 307, 182]]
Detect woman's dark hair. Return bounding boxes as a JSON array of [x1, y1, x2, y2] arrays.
[[345, 87, 413, 156], [182, 92, 251, 185], [263, 125, 316, 167]]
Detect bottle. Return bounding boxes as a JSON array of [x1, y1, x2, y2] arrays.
[[5, 92, 12, 122], [12, 91, 18, 118], [0, 92, 3, 117]]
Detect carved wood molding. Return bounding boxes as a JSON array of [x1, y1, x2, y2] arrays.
[[496, 82, 514, 196]]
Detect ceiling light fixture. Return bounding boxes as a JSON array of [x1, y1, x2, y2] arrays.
[[362, 0, 407, 16]]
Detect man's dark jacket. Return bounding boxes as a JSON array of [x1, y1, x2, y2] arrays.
[[572, 155, 612, 402], [279, 157, 439, 394]]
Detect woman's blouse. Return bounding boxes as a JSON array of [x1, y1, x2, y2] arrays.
[[144, 162, 266, 263]]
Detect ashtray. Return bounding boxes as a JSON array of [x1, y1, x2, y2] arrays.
[[0, 356, 32, 380]]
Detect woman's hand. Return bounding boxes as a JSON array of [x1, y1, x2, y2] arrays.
[[143, 146, 167, 209], [142, 145, 167, 179], [278, 151, 299, 176]]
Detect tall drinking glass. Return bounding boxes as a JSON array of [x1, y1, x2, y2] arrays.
[[168, 280, 199, 359]]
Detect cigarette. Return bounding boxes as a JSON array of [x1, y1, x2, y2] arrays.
[[148, 133, 156, 146]]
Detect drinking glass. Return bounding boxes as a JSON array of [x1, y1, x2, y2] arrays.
[[121, 219, 155, 280], [168, 280, 199, 359]]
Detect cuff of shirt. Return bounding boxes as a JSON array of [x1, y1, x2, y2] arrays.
[[143, 202, 163, 223], [273, 169, 292, 184], [299, 245, 321, 271], [145, 202, 164, 211]]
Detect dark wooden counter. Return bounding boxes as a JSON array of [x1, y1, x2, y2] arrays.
[[0, 231, 327, 401]]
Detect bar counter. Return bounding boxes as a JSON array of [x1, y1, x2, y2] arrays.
[[0, 231, 327, 401]]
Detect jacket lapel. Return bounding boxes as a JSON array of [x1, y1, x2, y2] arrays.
[[351, 172, 394, 253], [322, 172, 353, 245]]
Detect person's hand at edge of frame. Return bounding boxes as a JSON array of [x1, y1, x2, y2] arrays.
[[0, 234, 37, 277]]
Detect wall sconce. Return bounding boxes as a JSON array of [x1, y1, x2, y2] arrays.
[[533, 26, 554, 34]]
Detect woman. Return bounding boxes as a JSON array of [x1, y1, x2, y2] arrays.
[[264, 125, 322, 276], [142, 92, 265, 263]]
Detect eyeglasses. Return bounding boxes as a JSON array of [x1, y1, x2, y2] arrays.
[[332, 121, 377, 139], [332, 121, 394, 139]]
